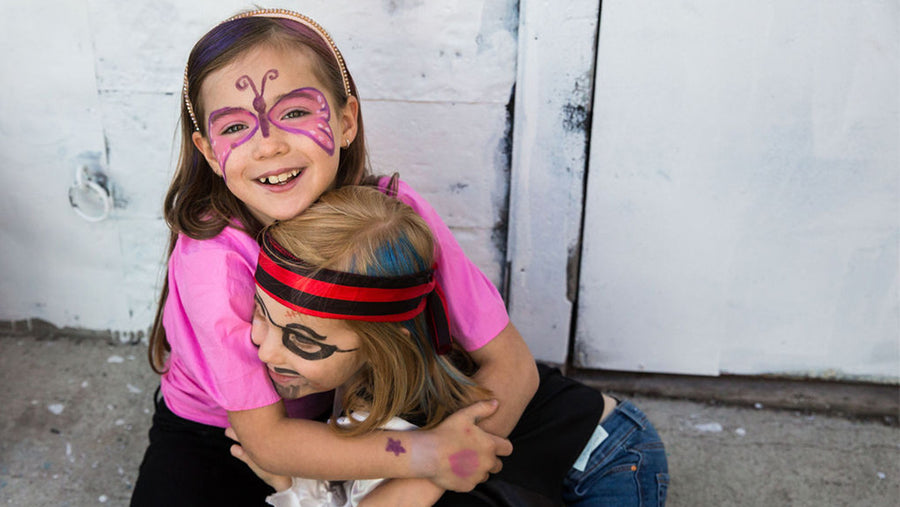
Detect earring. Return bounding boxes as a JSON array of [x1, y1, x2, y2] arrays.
[[344, 138, 351, 148]]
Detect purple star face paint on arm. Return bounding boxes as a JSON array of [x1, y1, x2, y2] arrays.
[[268, 88, 335, 156], [385, 438, 406, 456]]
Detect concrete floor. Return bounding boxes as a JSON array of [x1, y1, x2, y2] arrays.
[[1, 334, 898, 506]]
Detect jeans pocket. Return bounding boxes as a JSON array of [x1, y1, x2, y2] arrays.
[[657, 472, 670, 506]]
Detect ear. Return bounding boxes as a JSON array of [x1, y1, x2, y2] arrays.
[[338, 95, 359, 147], [192, 131, 223, 177]]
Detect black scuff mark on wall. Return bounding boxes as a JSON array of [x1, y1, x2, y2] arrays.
[[102, 132, 128, 210], [448, 182, 469, 193], [495, 83, 516, 301], [561, 102, 590, 134], [566, 0, 605, 368], [560, 69, 595, 141], [566, 243, 580, 303]]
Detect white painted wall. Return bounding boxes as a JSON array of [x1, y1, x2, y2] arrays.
[[0, 0, 517, 337], [574, 0, 899, 380], [4, 0, 896, 381]]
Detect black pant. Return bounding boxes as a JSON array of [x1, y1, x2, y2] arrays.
[[130, 388, 273, 507], [437, 363, 607, 507]]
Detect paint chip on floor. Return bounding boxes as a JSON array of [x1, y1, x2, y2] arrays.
[[48, 404, 65, 415], [694, 422, 723, 433], [107, 355, 124, 363]]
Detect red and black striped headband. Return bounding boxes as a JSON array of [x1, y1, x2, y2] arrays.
[[256, 231, 452, 354]]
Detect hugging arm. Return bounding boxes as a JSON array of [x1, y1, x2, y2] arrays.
[[228, 398, 510, 492]]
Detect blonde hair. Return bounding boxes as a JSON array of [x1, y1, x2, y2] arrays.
[[264, 186, 491, 435]]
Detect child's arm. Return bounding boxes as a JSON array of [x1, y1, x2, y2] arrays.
[[468, 322, 539, 435], [228, 398, 510, 492]]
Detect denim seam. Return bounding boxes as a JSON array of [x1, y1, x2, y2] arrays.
[[616, 401, 649, 429]]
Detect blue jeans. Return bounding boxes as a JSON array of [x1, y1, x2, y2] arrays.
[[562, 400, 669, 506]]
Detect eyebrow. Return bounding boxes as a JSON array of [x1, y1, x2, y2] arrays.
[[207, 106, 251, 125], [273, 87, 323, 104], [254, 293, 328, 342]]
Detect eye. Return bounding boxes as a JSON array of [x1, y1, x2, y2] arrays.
[[284, 331, 325, 353], [281, 109, 308, 120], [282, 324, 338, 360], [252, 304, 265, 323], [220, 123, 248, 135]]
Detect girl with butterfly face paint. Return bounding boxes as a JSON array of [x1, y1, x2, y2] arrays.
[[134, 9, 539, 507]]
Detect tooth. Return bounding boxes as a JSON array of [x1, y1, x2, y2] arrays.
[[277, 173, 288, 183]]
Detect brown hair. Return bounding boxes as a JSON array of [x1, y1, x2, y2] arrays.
[[265, 186, 491, 435], [149, 13, 372, 372]]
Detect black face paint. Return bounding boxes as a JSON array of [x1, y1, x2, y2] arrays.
[[255, 293, 358, 360], [273, 383, 302, 400]]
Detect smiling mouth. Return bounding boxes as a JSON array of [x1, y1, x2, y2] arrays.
[[258, 169, 301, 185]]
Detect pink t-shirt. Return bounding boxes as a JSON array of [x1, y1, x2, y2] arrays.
[[160, 179, 510, 427], [382, 178, 510, 349]]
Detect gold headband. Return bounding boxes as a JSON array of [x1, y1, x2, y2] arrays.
[[183, 8, 352, 132]]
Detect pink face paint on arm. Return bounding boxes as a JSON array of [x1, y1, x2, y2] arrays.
[[206, 107, 259, 178], [268, 88, 335, 156], [235, 69, 279, 137], [448, 449, 479, 479]]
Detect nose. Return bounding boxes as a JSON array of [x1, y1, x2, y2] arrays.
[[253, 326, 284, 366], [252, 126, 289, 160]]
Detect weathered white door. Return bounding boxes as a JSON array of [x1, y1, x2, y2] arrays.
[[574, 0, 899, 378]]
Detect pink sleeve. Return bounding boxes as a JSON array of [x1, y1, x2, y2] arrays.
[[165, 235, 281, 414], [383, 178, 510, 350]]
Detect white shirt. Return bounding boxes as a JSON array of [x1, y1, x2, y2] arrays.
[[265, 414, 418, 507]]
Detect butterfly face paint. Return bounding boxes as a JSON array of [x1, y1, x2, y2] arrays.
[[205, 68, 336, 178], [268, 88, 335, 155], [206, 107, 259, 179]]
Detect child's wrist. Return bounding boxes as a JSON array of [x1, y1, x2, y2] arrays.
[[404, 430, 438, 479]]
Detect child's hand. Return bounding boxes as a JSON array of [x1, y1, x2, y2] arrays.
[[225, 426, 293, 492], [416, 399, 512, 492]]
